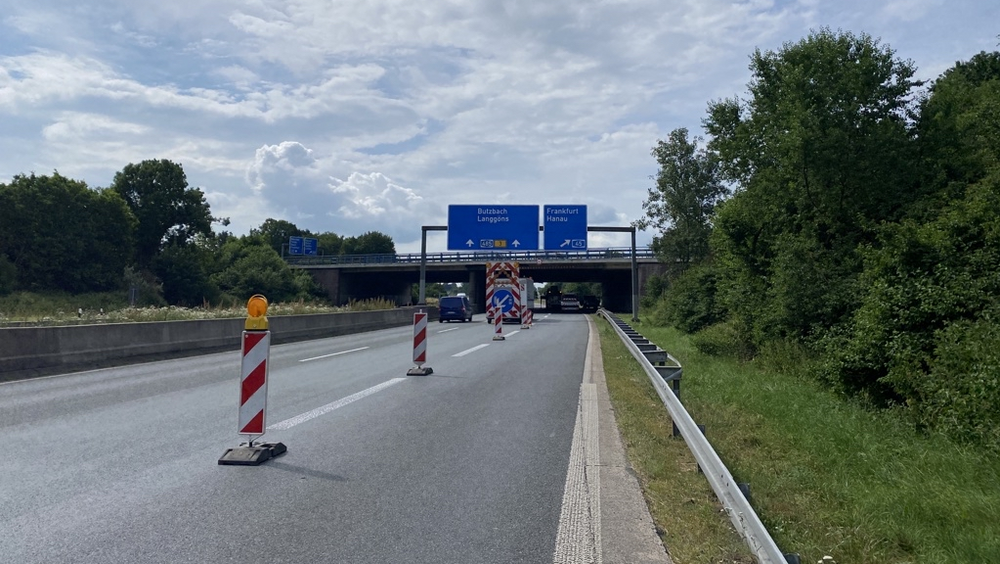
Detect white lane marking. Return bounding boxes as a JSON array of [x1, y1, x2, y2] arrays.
[[299, 346, 369, 363], [453, 344, 489, 357], [267, 378, 407, 431], [438, 327, 459, 333], [506, 330, 520, 337]]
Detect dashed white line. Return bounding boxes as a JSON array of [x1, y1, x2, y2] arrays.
[[453, 344, 490, 357], [298, 346, 369, 363], [267, 378, 407, 431], [438, 327, 459, 333]]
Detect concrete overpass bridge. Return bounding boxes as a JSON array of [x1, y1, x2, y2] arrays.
[[290, 248, 667, 313]]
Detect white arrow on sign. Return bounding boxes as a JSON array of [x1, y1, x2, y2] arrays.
[[493, 292, 513, 312], [512, 240, 521, 248], [560, 239, 571, 248], [466, 239, 474, 247]]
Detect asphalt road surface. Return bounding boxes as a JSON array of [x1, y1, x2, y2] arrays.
[[0, 314, 670, 564]]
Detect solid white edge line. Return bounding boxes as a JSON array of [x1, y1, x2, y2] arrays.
[[299, 346, 370, 363], [267, 378, 406, 431], [452, 344, 490, 357]]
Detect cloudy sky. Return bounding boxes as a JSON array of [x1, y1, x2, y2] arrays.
[[1, 1, 996, 253]]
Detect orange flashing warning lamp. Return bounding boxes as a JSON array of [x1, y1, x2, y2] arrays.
[[245, 294, 269, 330]]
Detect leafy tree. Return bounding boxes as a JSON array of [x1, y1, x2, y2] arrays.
[[110, 160, 214, 267], [152, 242, 220, 306], [315, 232, 345, 256], [0, 173, 135, 292], [211, 236, 319, 302], [84, 189, 139, 290], [650, 262, 722, 333], [825, 174, 1000, 407], [824, 51, 1000, 409], [251, 218, 309, 257], [561, 282, 601, 297], [704, 29, 921, 347], [640, 273, 668, 308], [916, 51, 1000, 205], [0, 254, 16, 295], [635, 128, 726, 275], [343, 231, 395, 255]]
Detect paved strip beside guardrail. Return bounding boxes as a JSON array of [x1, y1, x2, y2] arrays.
[[0, 307, 436, 381], [599, 309, 795, 564]]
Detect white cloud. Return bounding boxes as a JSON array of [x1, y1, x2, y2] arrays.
[[244, 141, 442, 244]]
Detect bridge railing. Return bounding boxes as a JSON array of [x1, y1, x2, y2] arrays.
[[285, 247, 656, 266]]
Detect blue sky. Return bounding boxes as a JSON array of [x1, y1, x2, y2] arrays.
[[1, 0, 997, 253]]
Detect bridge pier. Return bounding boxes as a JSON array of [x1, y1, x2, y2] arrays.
[[468, 269, 487, 314]]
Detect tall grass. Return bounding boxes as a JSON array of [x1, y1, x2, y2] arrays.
[[602, 317, 1000, 563], [0, 292, 399, 325]]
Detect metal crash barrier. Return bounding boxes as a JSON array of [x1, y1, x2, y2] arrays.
[[599, 309, 798, 564]]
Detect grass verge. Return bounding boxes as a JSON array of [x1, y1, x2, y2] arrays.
[[599, 316, 1000, 563], [597, 319, 755, 563]]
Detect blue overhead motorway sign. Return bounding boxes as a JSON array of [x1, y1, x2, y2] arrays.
[[304, 237, 318, 256], [543, 205, 587, 250], [447, 205, 540, 250]]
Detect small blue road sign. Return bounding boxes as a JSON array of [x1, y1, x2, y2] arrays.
[[289, 236, 304, 256], [304, 237, 318, 256], [491, 289, 516, 313], [543, 205, 587, 251], [447, 205, 540, 251]]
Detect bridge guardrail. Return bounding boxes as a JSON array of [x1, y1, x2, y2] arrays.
[[599, 309, 796, 564], [286, 247, 656, 266]]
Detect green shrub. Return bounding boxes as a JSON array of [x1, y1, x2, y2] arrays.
[[755, 338, 817, 377], [640, 273, 668, 308], [690, 319, 755, 360], [921, 312, 1000, 451], [655, 262, 722, 333]]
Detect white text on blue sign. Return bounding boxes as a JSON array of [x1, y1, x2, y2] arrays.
[[545, 207, 582, 222], [478, 207, 511, 224]]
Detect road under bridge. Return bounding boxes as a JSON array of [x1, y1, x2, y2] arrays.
[[295, 248, 667, 313]]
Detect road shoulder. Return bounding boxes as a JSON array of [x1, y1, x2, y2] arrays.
[[586, 315, 673, 564]]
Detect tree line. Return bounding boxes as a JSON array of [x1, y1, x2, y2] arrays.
[[638, 29, 1000, 449], [0, 160, 395, 306]]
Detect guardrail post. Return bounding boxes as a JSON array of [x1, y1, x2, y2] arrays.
[[738, 482, 751, 504]]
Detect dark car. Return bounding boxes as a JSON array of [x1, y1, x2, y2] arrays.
[[580, 295, 600, 312], [439, 295, 474, 322]]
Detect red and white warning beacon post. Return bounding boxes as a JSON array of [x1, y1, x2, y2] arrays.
[[219, 294, 287, 466]]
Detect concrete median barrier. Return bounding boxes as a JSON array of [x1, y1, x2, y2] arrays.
[[0, 307, 437, 381]]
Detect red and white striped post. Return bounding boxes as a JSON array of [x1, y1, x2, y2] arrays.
[[407, 311, 433, 375], [239, 330, 270, 436], [492, 303, 505, 341], [219, 294, 287, 466], [520, 278, 531, 329]]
